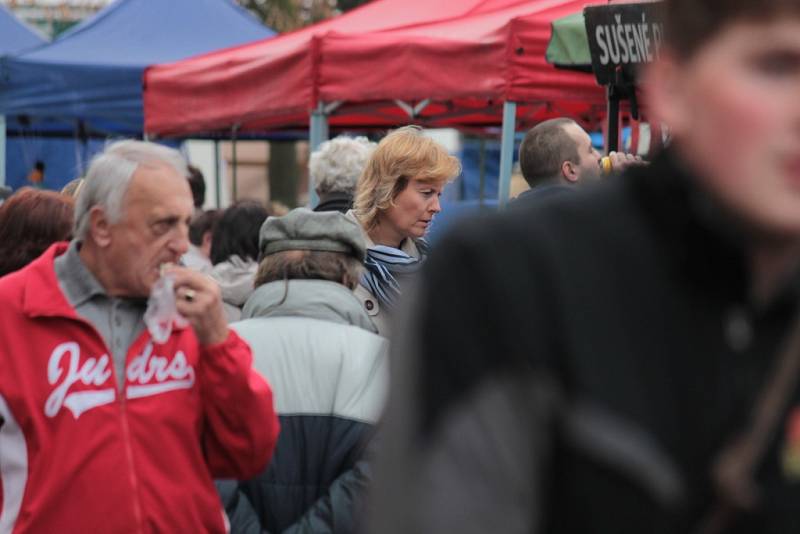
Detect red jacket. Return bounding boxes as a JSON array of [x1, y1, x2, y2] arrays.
[[0, 244, 279, 533]]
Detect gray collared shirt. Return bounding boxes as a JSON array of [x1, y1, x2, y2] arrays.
[[54, 241, 146, 388]]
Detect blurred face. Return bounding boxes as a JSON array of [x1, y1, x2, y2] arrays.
[[563, 123, 602, 183], [648, 18, 800, 238], [382, 178, 444, 241], [103, 163, 193, 297]]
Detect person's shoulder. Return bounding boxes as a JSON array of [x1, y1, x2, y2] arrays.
[[0, 274, 22, 309], [231, 315, 281, 339], [0, 261, 36, 308], [511, 183, 575, 206], [513, 176, 633, 226], [440, 179, 632, 254], [235, 314, 379, 343]]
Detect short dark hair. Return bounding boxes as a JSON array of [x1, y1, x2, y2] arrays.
[[518, 118, 580, 187], [187, 165, 206, 209], [0, 188, 74, 276], [255, 249, 362, 290], [189, 209, 221, 247], [210, 201, 269, 265], [666, 0, 800, 60]]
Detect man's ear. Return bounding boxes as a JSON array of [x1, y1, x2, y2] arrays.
[[88, 206, 113, 247], [561, 161, 579, 183]]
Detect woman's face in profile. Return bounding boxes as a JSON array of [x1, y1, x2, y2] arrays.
[[381, 178, 444, 241]]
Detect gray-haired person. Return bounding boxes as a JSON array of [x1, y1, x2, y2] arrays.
[[311, 136, 377, 213], [224, 208, 388, 534], [0, 140, 278, 532]]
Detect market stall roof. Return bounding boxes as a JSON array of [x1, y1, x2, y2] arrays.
[[144, 0, 607, 137], [0, 0, 274, 136], [318, 0, 604, 115]]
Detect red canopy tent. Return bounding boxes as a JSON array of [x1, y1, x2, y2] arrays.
[[315, 0, 605, 130], [144, 0, 604, 135], [143, 0, 606, 204]]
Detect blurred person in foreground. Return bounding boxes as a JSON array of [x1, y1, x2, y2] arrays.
[[311, 135, 377, 213], [515, 117, 642, 202], [347, 125, 460, 336], [224, 208, 388, 533], [0, 140, 278, 532], [209, 200, 270, 322], [369, 1, 800, 533], [0, 188, 74, 277]]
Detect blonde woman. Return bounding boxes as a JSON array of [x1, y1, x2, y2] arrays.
[[347, 126, 460, 336]]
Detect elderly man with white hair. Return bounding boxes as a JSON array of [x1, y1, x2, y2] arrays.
[[0, 140, 279, 532], [311, 135, 376, 213]]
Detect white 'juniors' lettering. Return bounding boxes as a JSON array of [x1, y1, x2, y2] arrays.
[[44, 341, 197, 418]]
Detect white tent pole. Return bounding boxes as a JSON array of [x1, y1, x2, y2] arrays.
[[497, 101, 517, 208], [308, 101, 329, 208]]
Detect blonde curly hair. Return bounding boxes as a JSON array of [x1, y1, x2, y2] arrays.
[[354, 126, 460, 231]]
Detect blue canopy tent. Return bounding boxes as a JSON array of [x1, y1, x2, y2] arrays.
[[0, 0, 274, 190], [0, 4, 46, 188]]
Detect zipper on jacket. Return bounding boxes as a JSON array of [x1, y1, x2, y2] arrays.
[[37, 276, 150, 532], [119, 378, 145, 533]]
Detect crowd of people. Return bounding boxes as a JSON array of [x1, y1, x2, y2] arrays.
[[0, 125, 461, 533], [1, 0, 800, 532]]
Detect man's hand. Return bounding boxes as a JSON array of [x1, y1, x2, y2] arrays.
[[606, 151, 646, 172], [166, 266, 229, 346]]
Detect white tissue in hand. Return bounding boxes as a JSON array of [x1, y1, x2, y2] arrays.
[[144, 274, 188, 344]]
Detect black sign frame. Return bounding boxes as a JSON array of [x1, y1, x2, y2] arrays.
[[583, 2, 665, 87]]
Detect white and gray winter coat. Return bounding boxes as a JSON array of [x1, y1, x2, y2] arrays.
[[227, 279, 389, 533]]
